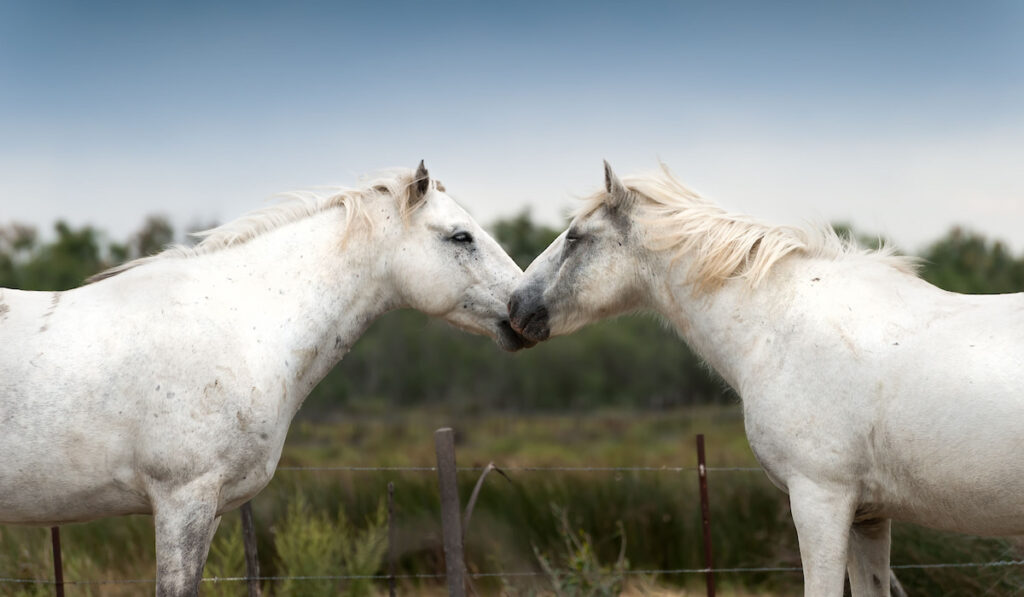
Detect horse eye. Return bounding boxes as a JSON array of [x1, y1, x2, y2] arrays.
[[450, 231, 473, 243], [565, 231, 581, 243]]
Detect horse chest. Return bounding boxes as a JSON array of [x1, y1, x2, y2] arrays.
[[741, 389, 873, 489]]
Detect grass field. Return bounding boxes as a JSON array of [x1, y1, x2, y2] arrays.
[[2, 407, 1022, 595]]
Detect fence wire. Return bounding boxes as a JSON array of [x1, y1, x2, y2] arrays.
[[276, 465, 763, 472], [4, 463, 1022, 588], [3, 560, 1024, 586]]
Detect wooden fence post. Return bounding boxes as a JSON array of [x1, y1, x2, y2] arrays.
[[50, 527, 64, 597], [240, 502, 262, 597], [388, 481, 397, 597], [696, 434, 715, 597], [434, 427, 466, 597]]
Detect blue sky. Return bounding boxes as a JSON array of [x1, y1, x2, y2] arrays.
[[2, 1, 1023, 252]]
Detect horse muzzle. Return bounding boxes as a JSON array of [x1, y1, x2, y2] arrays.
[[507, 293, 551, 343]]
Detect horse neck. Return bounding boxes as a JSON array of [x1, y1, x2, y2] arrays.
[[646, 252, 804, 395], [189, 208, 400, 413]]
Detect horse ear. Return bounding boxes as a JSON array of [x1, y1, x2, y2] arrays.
[[409, 160, 430, 206], [603, 160, 635, 211]]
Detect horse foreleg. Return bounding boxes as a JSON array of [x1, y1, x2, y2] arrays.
[[847, 518, 893, 597], [152, 487, 221, 597], [788, 479, 856, 597]]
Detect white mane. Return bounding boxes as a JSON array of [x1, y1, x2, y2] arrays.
[[581, 164, 919, 293], [89, 168, 439, 283]]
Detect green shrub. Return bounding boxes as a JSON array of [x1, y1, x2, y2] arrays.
[[203, 516, 247, 597], [272, 491, 387, 597], [532, 505, 628, 597]]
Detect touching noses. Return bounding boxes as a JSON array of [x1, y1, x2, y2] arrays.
[[507, 288, 550, 342]]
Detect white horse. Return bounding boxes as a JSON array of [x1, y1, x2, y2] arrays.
[[0, 162, 529, 596], [509, 162, 1024, 597]]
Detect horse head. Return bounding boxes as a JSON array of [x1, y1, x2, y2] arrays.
[[509, 161, 651, 343], [393, 161, 534, 351]]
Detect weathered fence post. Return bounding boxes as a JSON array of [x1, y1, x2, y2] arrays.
[[240, 502, 262, 597], [434, 427, 466, 597], [388, 481, 397, 597], [50, 527, 64, 597], [696, 434, 715, 597]]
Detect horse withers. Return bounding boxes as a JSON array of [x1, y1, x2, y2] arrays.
[[0, 162, 530, 596], [509, 162, 1024, 597]]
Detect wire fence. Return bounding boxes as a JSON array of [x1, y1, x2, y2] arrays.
[[276, 465, 763, 472], [3, 432, 1024, 595], [6, 561, 1024, 587]]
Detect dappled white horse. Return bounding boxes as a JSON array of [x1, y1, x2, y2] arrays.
[[0, 163, 529, 596], [509, 162, 1024, 597]]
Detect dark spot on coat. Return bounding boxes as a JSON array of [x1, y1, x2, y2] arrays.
[[38, 293, 62, 333], [811, 277, 821, 282], [872, 574, 882, 589]]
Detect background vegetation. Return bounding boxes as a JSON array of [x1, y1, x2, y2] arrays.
[[1, 211, 1022, 595]]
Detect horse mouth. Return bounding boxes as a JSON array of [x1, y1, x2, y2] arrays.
[[508, 306, 550, 344], [497, 320, 537, 352]]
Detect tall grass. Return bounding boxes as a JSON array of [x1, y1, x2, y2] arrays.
[[203, 516, 245, 597], [271, 491, 387, 597], [1, 408, 1022, 595]]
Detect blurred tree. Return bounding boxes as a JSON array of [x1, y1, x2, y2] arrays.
[[490, 210, 561, 269], [134, 215, 175, 256], [0, 223, 39, 287], [17, 221, 105, 291], [919, 227, 1024, 294]]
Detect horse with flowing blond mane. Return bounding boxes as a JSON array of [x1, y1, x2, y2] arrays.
[[0, 162, 529, 596], [509, 162, 1024, 597]]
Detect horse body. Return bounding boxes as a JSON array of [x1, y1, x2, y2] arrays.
[[1, 211, 365, 525], [1, 164, 527, 595], [684, 256, 1024, 536], [510, 162, 1024, 596]]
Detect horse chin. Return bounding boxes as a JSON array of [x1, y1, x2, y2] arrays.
[[496, 320, 537, 352]]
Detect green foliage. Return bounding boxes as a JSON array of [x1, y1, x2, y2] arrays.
[[919, 226, 1024, 294], [203, 516, 247, 597], [533, 506, 628, 597], [273, 491, 342, 596], [133, 215, 175, 257], [0, 221, 105, 290], [0, 411, 1021, 595], [304, 310, 730, 417], [491, 209, 561, 269], [0, 217, 172, 291], [272, 491, 387, 597], [337, 500, 389, 597]]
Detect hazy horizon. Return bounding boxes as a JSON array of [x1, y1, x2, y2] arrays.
[[2, 1, 1022, 253]]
